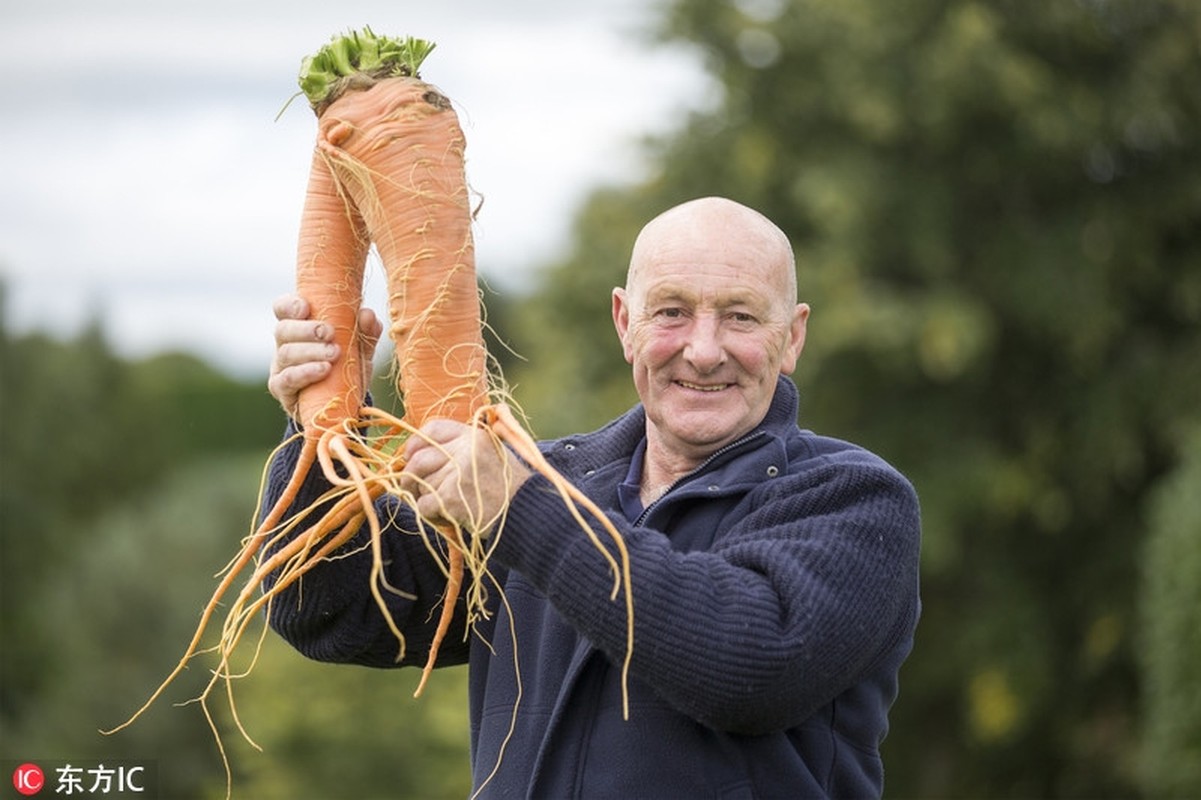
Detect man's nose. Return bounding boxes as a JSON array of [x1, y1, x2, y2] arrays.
[[683, 316, 726, 372]]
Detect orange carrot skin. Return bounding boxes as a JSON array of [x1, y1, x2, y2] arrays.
[[294, 148, 372, 437]]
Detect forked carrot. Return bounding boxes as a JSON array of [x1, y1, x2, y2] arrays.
[[105, 28, 635, 795]]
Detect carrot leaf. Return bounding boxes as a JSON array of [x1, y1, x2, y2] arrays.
[[299, 26, 436, 110]]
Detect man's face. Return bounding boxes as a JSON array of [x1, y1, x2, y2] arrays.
[[612, 205, 808, 465]]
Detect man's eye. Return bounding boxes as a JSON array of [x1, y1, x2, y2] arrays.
[[657, 308, 684, 318], [731, 312, 757, 324]]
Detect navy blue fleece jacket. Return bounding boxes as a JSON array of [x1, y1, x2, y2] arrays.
[[263, 376, 921, 799]]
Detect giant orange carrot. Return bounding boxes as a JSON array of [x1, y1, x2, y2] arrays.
[[106, 28, 635, 795]]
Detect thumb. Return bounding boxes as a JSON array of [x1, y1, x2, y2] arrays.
[[356, 308, 383, 384], [358, 307, 383, 352]]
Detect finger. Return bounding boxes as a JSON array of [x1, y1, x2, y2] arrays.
[[415, 488, 451, 524], [358, 307, 384, 342], [276, 360, 333, 392], [402, 420, 468, 462], [402, 438, 449, 483], [415, 461, 477, 525], [355, 309, 382, 384], [274, 319, 335, 348], [273, 340, 341, 372], [273, 293, 310, 321], [422, 419, 472, 445], [267, 360, 332, 414]]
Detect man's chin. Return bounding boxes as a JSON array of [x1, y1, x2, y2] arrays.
[[661, 414, 742, 452]]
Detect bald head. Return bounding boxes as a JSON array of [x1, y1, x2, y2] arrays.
[[626, 197, 797, 302]]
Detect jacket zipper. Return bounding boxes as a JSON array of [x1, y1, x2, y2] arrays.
[[633, 431, 768, 527]]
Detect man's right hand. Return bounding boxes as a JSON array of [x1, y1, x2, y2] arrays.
[[266, 294, 383, 419]]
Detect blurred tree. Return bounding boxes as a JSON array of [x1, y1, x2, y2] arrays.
[[1139, 427, 1201, 797], [128, 351, 284, 459], [504, 188, 651, 435], [506, 0, 1201, 796], [15, 456, 267, 798], [0, 306, 281, 732], [1, 316, 168, 724]]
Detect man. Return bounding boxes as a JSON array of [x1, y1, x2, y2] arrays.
[[264, 197, 921, 798]]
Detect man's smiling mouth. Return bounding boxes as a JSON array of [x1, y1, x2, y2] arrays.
[[676, 380, 731, 392]]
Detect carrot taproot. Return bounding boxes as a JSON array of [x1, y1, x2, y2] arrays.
[[293, 148, 372, 436]]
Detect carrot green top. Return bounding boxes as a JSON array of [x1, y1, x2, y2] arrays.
[[298, 27, 436, 114]]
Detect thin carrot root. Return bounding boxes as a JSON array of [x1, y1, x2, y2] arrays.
[[414, 543, 463, 697]]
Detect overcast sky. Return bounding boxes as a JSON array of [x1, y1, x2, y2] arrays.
[[0, 0, 711, 376]]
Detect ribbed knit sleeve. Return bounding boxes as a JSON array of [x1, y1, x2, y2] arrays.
[[489, 450, 921, 735]]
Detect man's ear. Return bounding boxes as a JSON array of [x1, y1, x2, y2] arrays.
[[612, 287, 635, 364], [779, 302, 810, 374]]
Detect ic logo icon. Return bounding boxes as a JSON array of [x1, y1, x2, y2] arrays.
[[12, 763, 44, 796]]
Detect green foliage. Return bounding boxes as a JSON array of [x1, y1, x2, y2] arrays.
[[1139, 427, 1201, 797], [1, 321, 172, 722], [12, 456, 268, 798], [509, 0, 1201, 795], [231, 646, 470, 799]]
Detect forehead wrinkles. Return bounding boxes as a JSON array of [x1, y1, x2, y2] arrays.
[[640, 281, 768, 314]]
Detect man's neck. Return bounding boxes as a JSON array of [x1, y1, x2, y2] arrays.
[[639, 437, 706, 507]]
